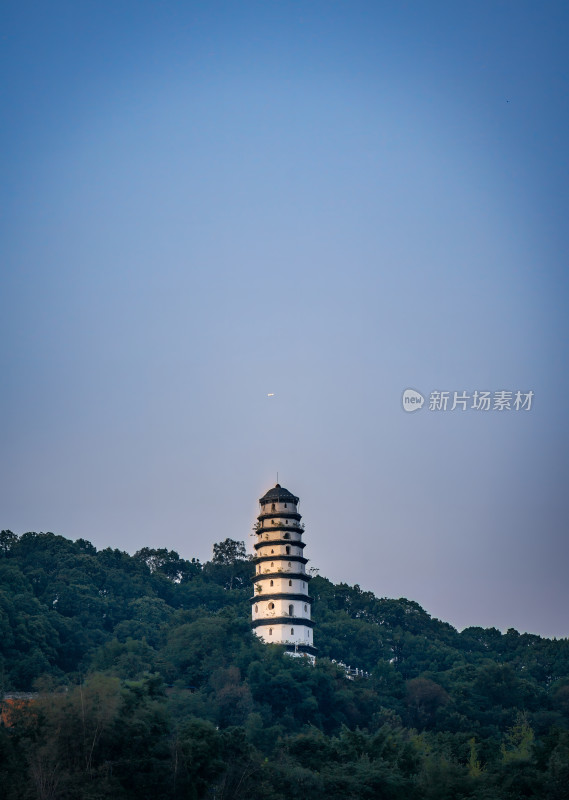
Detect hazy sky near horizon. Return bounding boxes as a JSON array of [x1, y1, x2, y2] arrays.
[[1, 1, 568, 638]]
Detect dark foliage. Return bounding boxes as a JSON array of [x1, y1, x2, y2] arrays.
[[1, 529, 568, 799]]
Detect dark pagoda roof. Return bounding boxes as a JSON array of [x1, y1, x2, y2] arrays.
[[259, 484, 299, 504]]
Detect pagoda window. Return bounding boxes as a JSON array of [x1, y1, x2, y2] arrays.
[[255, 605, 258, 612], [272, 503, 276, 511], [285, 546, 290, 554], [288, 562, 291, 567], [284, 532, 290, 539], [284, 503, 287, 507], [269, 628, 272, 635], [304, 605, 308, 612], [288, 604, 294, 616], [271, 549, 274, 554], [271, 562, 274, 568], [288, 580, 292, 586], [270, 580, 274, 587], [268, 602, 275, 610], [291, 628, 294, 635]]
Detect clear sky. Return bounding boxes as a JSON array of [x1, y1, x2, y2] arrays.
[[1, 1, 568, 637]]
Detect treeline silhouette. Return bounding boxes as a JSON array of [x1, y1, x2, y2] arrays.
[[1, 529, 568, 799]]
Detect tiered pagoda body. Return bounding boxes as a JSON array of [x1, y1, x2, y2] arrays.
[[251, 484, 316, 660]]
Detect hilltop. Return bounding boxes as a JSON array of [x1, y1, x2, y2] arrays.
[[1, 529, 568, 799]]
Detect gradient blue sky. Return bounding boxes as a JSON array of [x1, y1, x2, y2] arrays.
[[2, 1, 568, 637]]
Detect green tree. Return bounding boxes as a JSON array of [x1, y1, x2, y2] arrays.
[[206, 539, 252, 590], [0, 530, 18, 556], [173, 718, 225, 799], [133, 548, 200, 583], [405, 678, 450, 729], [212, 539, 248, 565], [501, 712, 535, 763]]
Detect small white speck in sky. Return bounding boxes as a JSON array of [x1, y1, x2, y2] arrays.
[[267, 393, 275, 397]]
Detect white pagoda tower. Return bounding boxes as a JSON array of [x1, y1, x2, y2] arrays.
[[251, 484, 316, 660]]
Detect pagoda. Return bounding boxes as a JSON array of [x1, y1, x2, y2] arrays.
[[251, 484, 316, 660]]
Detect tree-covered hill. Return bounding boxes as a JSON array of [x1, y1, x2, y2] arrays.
[[1, 529, 568, 799]]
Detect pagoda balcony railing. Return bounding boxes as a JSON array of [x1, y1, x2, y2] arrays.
[[258, 568, 301, 574], [252, 521, 305, 532], [256, 611, 295, 618], [256, 564, 306, 573]]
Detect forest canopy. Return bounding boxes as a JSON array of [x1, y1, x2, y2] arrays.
[[0, 529, 568, 799]]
